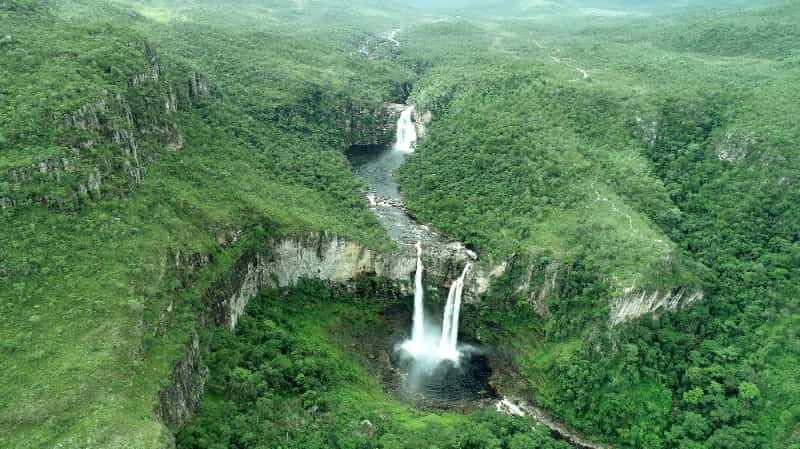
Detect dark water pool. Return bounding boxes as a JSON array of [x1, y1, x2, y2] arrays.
[[380, 304, 496, 407], [391, 344, 496, 404]]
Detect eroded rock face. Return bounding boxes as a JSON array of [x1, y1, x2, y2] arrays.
[[413, 108, 433, 138], [156, 230, 703, 436], [1, 41, 190, 212], [609, 287, 704, 326], [340, 102, 404, 148], [156, 231, 486, 431], [215, 233, 414, 329], [156, 330, 209, 430], [716, 131, 755, 163], [210, 232, 501, 329]]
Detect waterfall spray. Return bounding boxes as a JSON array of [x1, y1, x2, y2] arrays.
[[438, 264, 471, 361], [394, 105, 472, 363]]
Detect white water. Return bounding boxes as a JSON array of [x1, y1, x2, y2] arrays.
[[393, 106, 417, 153], [401, 255, 472, 363], [385, 29, 401, 48], [392, 104, 470, 363], [404, 242, 426, 356], [438, 263, 470, 361]]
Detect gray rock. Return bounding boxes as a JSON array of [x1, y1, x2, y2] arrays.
[[609, 287, 704, 326]]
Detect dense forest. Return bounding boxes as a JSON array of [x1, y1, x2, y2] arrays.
[[175, 282, 574, 449], [1, 1, 797, 449]]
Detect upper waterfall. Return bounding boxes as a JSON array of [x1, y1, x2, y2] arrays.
[[393, 106, 417, 153]]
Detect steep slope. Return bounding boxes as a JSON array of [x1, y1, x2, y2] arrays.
[[0, 2, 414, 448], [395, 6, 799, 449], [2, 1, 798, 449]]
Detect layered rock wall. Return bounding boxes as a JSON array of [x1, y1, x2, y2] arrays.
[[0, 40, 198, 212], [609, 287, 704, 326]]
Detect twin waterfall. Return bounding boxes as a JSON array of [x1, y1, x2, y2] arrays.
[[438, 263, 471, 360], [403, 241, 471, 363]]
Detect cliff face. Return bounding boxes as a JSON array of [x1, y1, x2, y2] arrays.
[[156, 330, 208, 431], [211, 232, 416, 330], [157, 231, 482, 431], [156, 233, 704, 438], [465, 256, 703, 326], [609, 287, 704, 326], [0, 41, 201, 212], [340, 102, 404, 148]]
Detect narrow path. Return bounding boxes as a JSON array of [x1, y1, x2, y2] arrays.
[[542, 43, 590, 80]]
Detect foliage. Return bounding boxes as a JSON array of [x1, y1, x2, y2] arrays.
[[2, 1, 798, 449], [1, 2, 407, 448], [396, 5, 799, 449], [177, 284, 573, 449]]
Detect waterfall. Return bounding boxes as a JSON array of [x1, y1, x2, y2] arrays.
[[393, 105, 471, 363], [393, 106, 417, 153], [405, 241, 425, 355], [438, 263, 471, 361]]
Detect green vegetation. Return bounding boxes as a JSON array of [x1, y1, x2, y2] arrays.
[[1, 1, 408, 447], [2, 1, 798, 449], [177, 282, 573, 449], [397, 4, 799, 449]]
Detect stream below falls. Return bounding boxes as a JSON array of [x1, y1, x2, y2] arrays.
[[345, 103, 605, 449]]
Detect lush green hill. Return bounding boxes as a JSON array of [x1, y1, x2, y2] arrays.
[[2, 1, 798, 449], [395, 4, 799, 449], [1, 1, 411, 447]]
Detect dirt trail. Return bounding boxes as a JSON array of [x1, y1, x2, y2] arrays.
[[540, 42, 590, 80]]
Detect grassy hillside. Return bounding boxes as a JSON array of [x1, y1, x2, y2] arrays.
[[2, 1, 797, 449], [394, 4, 799, 449], [0, 1, 412, 447]]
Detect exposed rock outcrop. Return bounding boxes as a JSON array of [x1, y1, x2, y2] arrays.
[[609, 287, 704, 326], [510, 261, 561, 315], [412, 108, 432, 138], [716, 130, 755, 163], [156, 330, 208, 430], [208, 232, 495, 329], [156, 231, 483, 431], [1, 40, 197, 212], [340, 102, 404, 148], [156, 228, 703, 438]]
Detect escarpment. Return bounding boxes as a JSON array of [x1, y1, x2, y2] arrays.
[[0, 39, 404, 213], [155, 231, 484, 434], [0, 41, 197, 212]]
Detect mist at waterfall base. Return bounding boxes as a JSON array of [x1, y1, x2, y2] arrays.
[[399, 247, 471, 364], [394, 244, 492, 403]]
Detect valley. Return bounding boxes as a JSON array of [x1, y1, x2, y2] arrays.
[[1, 1, 798, 449]]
